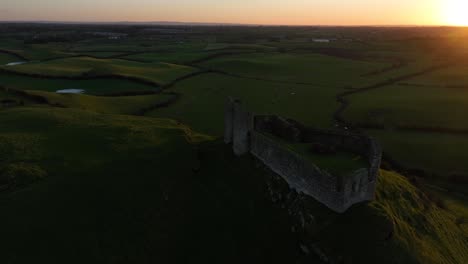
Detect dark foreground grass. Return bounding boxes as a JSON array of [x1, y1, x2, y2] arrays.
[[0, 107, 301, 264], [0, 107, 466, 264]]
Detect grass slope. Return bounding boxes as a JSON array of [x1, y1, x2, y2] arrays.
[[27, 90, 175, 115], [0, 107, 301, 264], [0, 107, 466, 264], [1, 57, 198, 86], [318, 170, 468, 264]]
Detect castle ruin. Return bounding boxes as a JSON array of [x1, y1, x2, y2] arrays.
[[224, 97, 382, 213]]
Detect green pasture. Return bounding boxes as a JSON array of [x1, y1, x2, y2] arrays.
[[0, 53, 22, 65], [73, 51, 131, 58], [22, 43, 76, 60], [1, 57, 198, 85], [0, 89, 37, 106], [146, 73, 339, 135], [121, 50, 219, 63], [345, 84, 468, 131], [0, 43, 75, 61], [27, 90, 175, 115], [68, 41, 155, 53], [204, 43, 277, 51], [69, 40, 207, 54], [0, 39, 23, 50], [0, 72, 157, 95], [368, 129, 468, 176], [404, 65, 468, 87], [198, 52, 391, 88], [121, 49, 252, 64]]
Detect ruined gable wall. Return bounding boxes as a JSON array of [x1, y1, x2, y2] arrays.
[[250, 131, 350, 212], [232, 100, 253, 156], [225, 99, 381, 213], [224, 97, 234, 144]]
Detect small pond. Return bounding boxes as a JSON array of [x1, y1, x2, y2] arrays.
[[5, 62, 27, 66], [56, 89, 85, 94]]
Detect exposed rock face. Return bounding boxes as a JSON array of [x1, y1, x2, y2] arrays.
[[224, 98, 381, 213]]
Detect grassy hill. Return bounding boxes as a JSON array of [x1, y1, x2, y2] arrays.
[[318, 170, 468, 264], [0, 106, 466, 264], [27, 90, 176, 115], [1, 57, 198, 86], [1, 25, 467, 264]]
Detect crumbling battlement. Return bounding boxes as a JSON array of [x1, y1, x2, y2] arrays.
[[224, 97, 381, 213]]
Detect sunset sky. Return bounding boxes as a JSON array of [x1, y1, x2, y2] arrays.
[[1, 0, 467, 26]]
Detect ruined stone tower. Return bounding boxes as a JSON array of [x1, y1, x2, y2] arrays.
[[224, 98, 382, 213]]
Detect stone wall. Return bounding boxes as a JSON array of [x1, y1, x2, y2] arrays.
[[224, 97, 234, 144], [251, 131, 351, 212], [232, 99, 253, 156], [225, 99, 381, 213]]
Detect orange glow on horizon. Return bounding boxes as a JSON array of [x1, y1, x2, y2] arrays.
[[1, 0, 466, 27]]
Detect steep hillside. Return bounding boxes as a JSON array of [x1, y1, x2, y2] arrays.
[[316, 170, 468, 264]]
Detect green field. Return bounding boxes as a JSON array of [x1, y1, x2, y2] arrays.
[[0, 43, 74, 60], [146, 73, 339, 135], [0, 52, 22, 65], [1, 57, 198, 86], [345, 84, 468, 131], [1, 24, 467, 264], [368, 129, 468, 176], [405, 65, 468, 87], [28, 90, 176, 115], [0, 72, 158, 95], [199, 52, 391, 87]]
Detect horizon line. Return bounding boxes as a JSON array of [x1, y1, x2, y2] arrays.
[[0, 20, 465, 28]]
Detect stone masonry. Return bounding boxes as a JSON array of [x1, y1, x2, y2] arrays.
[[224, 97, 382, 213]]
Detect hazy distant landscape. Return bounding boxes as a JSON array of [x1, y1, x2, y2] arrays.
[[0, 22, 467, 263]]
